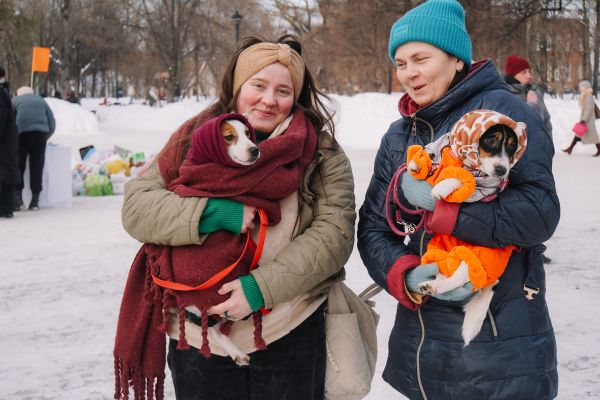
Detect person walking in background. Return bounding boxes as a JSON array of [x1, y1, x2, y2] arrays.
[[0, 66, 20, 218], [504, 54, 553, 139], [127, 85, 135, 104], [504, 54, 554, 264], [358, 1, 559, 399], [563, 80, 600, 156], [12, 86, 56, 211], [117, 34, 355, 400]]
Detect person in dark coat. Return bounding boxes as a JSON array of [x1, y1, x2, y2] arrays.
[[12, 86, 56, 210], [0, 66, 20, 218], [503, 55, 555, 264], [503, 54, 553, 140], [357, 1, 560, 399]]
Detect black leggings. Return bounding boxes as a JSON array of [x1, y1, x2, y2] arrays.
[[167, 304, 326, 400], [17, 131, 49, 194]]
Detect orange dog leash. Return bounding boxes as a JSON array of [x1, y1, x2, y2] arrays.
[[151, 208, 268, 291]]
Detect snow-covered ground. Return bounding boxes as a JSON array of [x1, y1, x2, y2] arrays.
[[1, 93, 599, 399]]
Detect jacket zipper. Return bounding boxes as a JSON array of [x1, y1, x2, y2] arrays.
[[412, 113, 434, 400], [416, 308, 429, 400], [487, 309, 498, 338], [417, 230, 428, 399], [410, 113, 435, 142]]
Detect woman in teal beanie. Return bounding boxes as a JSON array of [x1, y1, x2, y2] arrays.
[[358, 0, 559, 399]]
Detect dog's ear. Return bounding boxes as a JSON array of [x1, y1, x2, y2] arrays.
[[503, 126, 519, 157], [221, 122, 237, 143]]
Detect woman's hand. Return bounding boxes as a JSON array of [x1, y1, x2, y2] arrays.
[[208, 279, 252, 321], [405, 263, 474, 302], [401, 172, 436, 211], [405, 263, 439, 293], [241, 205, 257, 233]]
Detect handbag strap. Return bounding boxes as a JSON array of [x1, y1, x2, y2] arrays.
[[151, 208, 268, 292], [359, 282, 383, 301]]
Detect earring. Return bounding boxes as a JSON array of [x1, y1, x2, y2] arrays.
[[457, 67, 463, 73]]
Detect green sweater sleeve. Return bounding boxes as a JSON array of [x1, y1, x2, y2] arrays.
[[198, 198, 243, 234], [239, 274, 265, 312]]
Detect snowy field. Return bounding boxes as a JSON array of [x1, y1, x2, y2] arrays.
[[1, 93, 599, 399]]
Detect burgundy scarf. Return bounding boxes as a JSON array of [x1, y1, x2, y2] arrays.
[[114, 109, 317, 400]]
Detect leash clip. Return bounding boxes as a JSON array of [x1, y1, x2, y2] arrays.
[[523, 285, 539, 300], [397, 220, 416, 234]]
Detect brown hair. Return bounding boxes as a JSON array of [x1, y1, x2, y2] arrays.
[[161, 34, 335, 168]]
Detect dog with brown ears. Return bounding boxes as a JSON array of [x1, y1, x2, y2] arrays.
[[168, 112, 265, 365], [405, 109, 527, 345], [219, 118, 260, 166]]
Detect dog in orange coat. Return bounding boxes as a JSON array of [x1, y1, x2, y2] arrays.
[[407, 109, 527, 345]]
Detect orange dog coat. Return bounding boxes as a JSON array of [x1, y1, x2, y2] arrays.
[[407, 110, 527, 289]]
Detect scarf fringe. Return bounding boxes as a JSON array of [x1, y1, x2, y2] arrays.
[[176, 307, 190, 350], [253, 312, 267, 350], [114, 356, 165, 400], [158, 291, 174, 333]]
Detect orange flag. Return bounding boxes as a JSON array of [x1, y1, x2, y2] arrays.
[[31, 47, 51, 72]]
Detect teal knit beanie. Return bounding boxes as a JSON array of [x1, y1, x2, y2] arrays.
[[388, 0, 472, 66]]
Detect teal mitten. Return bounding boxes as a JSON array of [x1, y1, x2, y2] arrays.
[[405, 263, 439, 293], [432, 282, 475, 302], [401, 172, 435, 211]]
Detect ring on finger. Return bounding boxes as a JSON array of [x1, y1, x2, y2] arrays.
[[224, 310, 234, 320]]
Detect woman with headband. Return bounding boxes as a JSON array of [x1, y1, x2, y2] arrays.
[[118, 35, 355, 400]]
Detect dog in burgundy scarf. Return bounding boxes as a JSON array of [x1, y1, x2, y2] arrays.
[[171, 114, 262, 364], [164, 112, 269, 365], [202, 116, 260, 166]]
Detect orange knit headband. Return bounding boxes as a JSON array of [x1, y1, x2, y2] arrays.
[[233, 43, 305, 101]]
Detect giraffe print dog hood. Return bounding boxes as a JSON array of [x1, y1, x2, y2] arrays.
[[448, 109, 527, 170]]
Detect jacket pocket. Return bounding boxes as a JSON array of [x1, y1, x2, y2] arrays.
[[524, 244, 547, 298]]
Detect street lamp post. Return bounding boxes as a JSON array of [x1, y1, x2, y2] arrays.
[[231, 10, 243, 43]]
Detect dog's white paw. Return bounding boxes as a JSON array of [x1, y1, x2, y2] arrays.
[[427, 278, 462, 295], [431, 178, 462, 199], [233, 354, 251, 366], [408, 160, 419, 173], [418, 280, 439, 295]]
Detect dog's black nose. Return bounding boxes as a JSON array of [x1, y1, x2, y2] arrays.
[[494, 165, 507, 176], [249, 146, 259, 159]]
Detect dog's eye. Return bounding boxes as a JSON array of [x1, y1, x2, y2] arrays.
[[224, 134, 235, 142], [483, 137, 500, 148], [506, 141, 518, 155]]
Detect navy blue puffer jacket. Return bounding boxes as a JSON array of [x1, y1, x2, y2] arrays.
[[357, 60, 560, 400]]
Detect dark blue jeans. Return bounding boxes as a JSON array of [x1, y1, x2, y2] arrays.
[[167, 304, 326, 400]]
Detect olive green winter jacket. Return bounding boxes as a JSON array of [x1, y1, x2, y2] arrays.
[[122, 132, 356, 307]]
